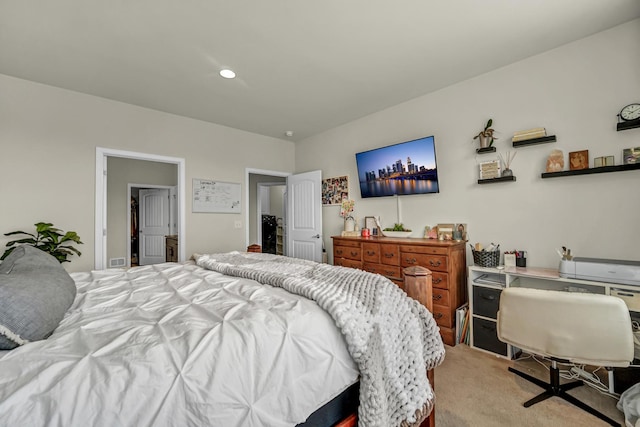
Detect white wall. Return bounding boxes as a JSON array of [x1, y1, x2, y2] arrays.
[[296, 19, 640, 269], [0, 74, 295, 272]]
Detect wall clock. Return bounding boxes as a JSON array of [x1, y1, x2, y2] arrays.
[[619, 103, 640, 122]]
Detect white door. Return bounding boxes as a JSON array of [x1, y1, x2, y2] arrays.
[[286, 170, 322, 262], [139, 188, 170, 265]]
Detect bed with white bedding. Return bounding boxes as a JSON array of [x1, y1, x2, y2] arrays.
[[0, 249, 444, 427]]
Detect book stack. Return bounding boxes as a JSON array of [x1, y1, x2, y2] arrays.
[[455, 304, 470, 345], [512, 127, 547, 142]]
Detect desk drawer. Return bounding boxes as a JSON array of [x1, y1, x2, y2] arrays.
[[473, 286, 502, 319], [473, 317, 507, 356]]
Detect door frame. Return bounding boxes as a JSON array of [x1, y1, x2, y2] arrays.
[[95, 147, 186, 270], [127, 183, 176, 267], [245, 168, 290, 250]]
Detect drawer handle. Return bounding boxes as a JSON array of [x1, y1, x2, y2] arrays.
[[366, 250, 376, 256], [384, 270, 395, 276], [429, 260, 441, 267], [433, 277, 443, 284], [433, 294, 442, 301], [351, 251, 358, 257], [405, 257, 417, 264], [337, 249, 343, 255], [384, 253, 395, 258], [434, 313, 444, 319]]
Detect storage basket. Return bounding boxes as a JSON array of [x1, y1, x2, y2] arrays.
[[472, 249, 500, 268]]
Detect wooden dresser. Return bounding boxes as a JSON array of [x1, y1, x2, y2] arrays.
[[332, 236, 467, 346]]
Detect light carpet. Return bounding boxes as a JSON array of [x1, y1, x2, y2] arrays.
[[434, 344, 625, 427]]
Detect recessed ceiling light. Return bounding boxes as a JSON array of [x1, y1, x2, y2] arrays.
[[285, 131, 294, 137], [219, 69, 236, 79]]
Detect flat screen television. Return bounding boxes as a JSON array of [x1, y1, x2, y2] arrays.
[[355, 135, 439, 198]]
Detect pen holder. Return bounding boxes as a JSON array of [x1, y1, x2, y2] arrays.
[[516, 251, 527, 267], [472, 249, 500, 268]]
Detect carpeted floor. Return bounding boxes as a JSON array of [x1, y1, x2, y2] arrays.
[[434, 344, 626, 427]]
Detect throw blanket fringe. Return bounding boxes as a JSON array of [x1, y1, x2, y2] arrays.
[[195, 252, 445, 427]]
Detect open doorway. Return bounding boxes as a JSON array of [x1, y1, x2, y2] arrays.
[[128, 184, 178, 266], [246, 169, 288, 253], [95, 147, 185, 270]]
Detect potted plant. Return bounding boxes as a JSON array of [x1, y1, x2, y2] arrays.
[[473, 119, 497, 148], [2, 222, 83, 263]]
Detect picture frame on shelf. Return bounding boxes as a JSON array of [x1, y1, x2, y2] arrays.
[[605, 156, 615, 166], [623, 147, 640, 165], [569, 150, 589, 170], [479, 160, 501, 180], [594, 157, 604, 168]]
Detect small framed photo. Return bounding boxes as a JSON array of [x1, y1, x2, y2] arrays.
[[594, 157, 604, 168], [364, 216, 380, 235], [569, 150, 589, 170], [437, 223, 454, 241], [605, 155, 615, 166], [623, 147, 640, 165]]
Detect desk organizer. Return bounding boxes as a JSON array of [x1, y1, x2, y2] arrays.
[[472, 249, 500, 268]]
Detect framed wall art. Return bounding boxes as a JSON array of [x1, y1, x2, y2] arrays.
[[322, 175, 349, 205]]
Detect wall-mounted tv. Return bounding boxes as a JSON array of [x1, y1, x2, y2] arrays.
[[355, 135, 439, 198]]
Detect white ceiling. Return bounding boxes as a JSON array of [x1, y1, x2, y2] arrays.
[[2, 1, 639, 141]]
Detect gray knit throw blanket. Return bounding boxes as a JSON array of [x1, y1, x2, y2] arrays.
[[194, 252, 445, 427]]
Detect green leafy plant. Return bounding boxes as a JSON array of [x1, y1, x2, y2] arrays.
[[473, 118, 497, 146], [383, 223, 412, 232], [2, 222, 83, 263]]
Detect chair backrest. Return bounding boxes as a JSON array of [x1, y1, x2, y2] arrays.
[[497, 287, 634, 367]]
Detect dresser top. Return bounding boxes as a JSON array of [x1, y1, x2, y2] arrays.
[[332, 235, 467, 248]]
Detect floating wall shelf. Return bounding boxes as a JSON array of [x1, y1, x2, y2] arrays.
[[476, 146, 496, 154], [617, 119, 640, 131], [512, 135, 557, 147], [478, 176, 516, 184], [541, 163, 640, 179]]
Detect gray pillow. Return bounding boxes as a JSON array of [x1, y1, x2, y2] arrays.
[[0, 246, 77, 350]]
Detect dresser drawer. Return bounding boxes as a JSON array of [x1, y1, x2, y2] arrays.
[[380, 244, 400, 266], [431, 272, 449, 289], [432, 288, 450, 307], [400, 245, 448, 256], [334, 245, 361, 261], [401, 253, 448, 272], [362, 243, 380, 263], [335, 258, 362, 269], [363, 263, 401, 280], [432, 303, 452, 328]]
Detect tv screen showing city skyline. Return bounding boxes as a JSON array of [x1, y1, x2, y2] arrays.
[[355, 135, 439, 198]]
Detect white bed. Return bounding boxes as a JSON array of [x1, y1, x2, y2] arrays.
[[0, 251, 444, 427]]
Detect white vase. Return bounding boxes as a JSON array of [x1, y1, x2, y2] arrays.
[[344, 216, 355, 232]]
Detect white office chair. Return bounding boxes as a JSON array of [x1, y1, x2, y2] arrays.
[[497, 287, 634, 426]]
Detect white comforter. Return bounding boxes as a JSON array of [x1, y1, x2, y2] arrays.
[[0, 262, 359, 427]]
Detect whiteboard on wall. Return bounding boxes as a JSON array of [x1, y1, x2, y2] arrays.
[[192, 179, 241, 213]]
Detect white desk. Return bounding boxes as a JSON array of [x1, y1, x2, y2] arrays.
[[468, 265, 640, 358]]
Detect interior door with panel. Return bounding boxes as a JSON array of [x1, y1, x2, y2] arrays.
[[286, 170, 322, 262], [138, 188, 170, 265]]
